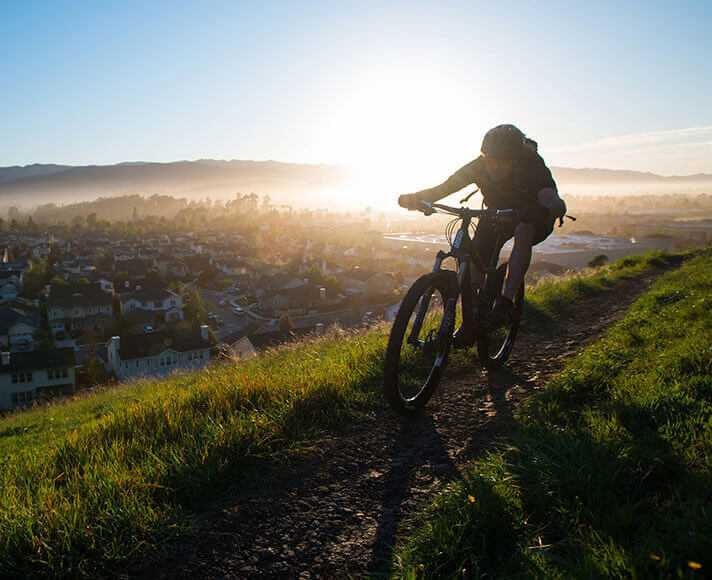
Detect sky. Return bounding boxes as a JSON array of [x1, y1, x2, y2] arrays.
[[2, 0, 711, 196]]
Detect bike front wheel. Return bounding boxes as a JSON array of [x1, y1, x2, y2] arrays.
[[384, 271, 457, 416], [477, 282, 524, 369]]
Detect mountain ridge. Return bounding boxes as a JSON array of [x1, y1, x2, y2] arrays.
[[0, 160, 710, 207]]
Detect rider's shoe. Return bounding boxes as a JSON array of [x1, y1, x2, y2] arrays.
[[485, 296, 514, 329]]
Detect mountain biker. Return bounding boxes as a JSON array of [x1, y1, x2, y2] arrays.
[[398, 124, 567, 328]]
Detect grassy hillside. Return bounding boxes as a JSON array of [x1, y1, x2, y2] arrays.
[[0, 249, 696, 576], [394, 250, 712, 578]]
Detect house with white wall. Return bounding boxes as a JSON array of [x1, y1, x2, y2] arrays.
[[0, 348, 76, 409], [118, 286, 183, 333], [105, 325, 212, 380], [0, 302, 41, 351], [46, 283, 114, 339]]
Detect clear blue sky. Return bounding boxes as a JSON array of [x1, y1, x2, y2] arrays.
[[2, 0, 711, 183]]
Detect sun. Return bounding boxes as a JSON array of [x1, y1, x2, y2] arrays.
[[311, 60, 486, 209]]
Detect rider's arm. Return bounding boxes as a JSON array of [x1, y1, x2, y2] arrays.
[[538, 187, 567, 219], [405, 157, 484, 205], [527, 154, 566, 219]]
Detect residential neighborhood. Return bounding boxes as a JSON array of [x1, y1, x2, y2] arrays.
[[1, 190, 709, 411], [0, 221, 405, 409]]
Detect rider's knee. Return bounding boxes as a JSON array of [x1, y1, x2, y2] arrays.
[[514, 221, 535, 244]]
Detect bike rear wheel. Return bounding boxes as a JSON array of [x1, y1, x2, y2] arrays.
[[384, 272, 456, 416], [477, 282, 524, 369]]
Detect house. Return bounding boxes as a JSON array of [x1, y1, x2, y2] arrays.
[[0, 348, 77, 409], [46, 283, 114, 338], [116, 259, 155, 280], [156, 258, 190, 278], [341, 267, 394, 300], [0, 301, 41, 351], [0, 269, 23, 289], [259, 284, 324, 314], [119, 286, 183, 333], [0, 283, 19, 302], [105, 325, 212, 380], [113, 247, 135, 261], [220, 323, 312, 352], [217, 258, 249, 277], [97, 278, 115, 294], [385, 302, 401, 323], [221, 336, 257, 360], [321, 260, 343, 276]]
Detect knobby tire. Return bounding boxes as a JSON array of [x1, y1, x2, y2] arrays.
[[477, 282, 524, 368], [383, 271, 457, 416]]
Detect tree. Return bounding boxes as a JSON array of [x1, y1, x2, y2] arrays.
[[278, 313, 295, 334], [33, 328, 53, 350], [324, 275, 341, 295], [23, 256, 53, 297], [99, 249, 114, 269], [198, 266, 218, 285], [182, 286, 208, 324], [305, 263, 326, 286], [83, 356, 110, 388]]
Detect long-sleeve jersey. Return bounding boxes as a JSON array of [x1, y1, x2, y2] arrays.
[[420, 151, 558, 210]]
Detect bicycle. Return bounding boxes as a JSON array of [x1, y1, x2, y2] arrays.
[[383, 200, 526, 416]]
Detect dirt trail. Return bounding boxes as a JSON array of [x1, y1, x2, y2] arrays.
[[153, 273, 659, 579]]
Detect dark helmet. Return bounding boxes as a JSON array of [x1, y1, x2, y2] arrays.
[[481, 124, 526, 158]]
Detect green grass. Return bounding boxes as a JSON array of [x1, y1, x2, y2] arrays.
[[394, 248, 712, 578], [0, 249, 697, 576]]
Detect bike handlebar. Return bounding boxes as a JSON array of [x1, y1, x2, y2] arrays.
[[417, 200, 519, 220]]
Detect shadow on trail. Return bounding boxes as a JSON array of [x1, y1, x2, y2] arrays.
[[365, 415, 461, 576], [366, 366, 542, 576], [457, 366, 541, 461]]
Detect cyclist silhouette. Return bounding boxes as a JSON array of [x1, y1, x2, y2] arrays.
[[398, 124, 566, 327]]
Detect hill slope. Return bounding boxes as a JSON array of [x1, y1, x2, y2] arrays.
[[395, 250, 712, 577], [0, 250, 698, 576]]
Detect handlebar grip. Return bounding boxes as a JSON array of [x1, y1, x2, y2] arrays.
[[417, 200, 435, 215]]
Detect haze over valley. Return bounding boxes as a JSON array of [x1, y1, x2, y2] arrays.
[[2, 160, 711, 213]]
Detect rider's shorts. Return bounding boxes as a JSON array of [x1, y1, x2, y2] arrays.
[[473, 214, 555, 266]]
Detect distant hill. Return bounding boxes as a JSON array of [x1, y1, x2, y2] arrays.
[[550, 166, 712, 194], [0, 160, 351, 207], [0, 163, 71, 183], [0, 160, 709, 208]]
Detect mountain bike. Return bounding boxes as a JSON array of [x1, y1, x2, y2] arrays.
[[383, 201, 525, 416]]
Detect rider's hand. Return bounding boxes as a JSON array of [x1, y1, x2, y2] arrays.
[[398, 193, 421, 211]]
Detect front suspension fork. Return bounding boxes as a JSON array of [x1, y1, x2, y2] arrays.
[[407, 250, 453, 348]]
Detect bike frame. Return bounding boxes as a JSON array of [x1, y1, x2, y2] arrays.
[[406, 202, 513, 348]]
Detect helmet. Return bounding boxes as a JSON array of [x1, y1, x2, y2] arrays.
[[481, 124, 526, 158]]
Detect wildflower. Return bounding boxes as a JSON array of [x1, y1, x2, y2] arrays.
[[419, 563, 425, 569], [468, 495, 476, 503], [649, 553, 660, 561], [688, 561, 702, 570]]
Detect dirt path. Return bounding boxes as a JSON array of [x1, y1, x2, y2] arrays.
[[153, 273, 659, 579]]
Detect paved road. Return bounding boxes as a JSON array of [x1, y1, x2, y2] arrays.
[[199, 289, 251, 338], [200, 288, 392, 338]]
